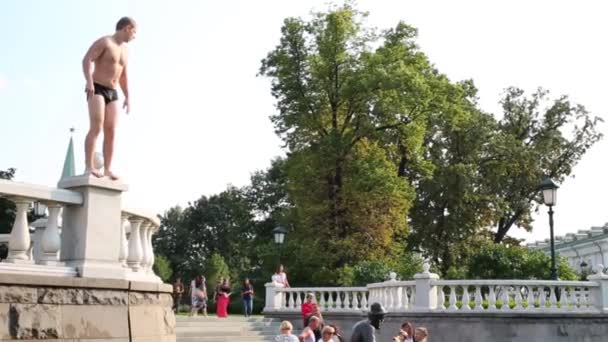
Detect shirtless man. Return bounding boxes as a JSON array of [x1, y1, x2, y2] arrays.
[[82, 17, 137, 180]]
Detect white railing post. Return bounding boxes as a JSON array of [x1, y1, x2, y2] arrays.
[[588, 264, 608, 313], [139, 222, 150, 272], [38, 204, 61, 265], [6, 198, 32, 263], [146, 225, 156, 273], [264, 282, 284, 312], [127, 218, 144, 271], [413, 262, 440, 311], [119, 213, 130, 267]]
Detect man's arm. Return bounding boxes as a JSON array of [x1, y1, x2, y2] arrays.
[[119, 63, 129, 99], [120, 63, 130, 113], [82, 38, 106, 97]]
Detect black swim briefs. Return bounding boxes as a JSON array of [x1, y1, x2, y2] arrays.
[[93, 83, 119, 104]]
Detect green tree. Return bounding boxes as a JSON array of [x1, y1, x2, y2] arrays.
[[153, 254, 173, 282], [259, 3, 466, 274], [489, 88, 602, 242], [465, 242, 577, 280], [0, 168, 17, 235], [204, 253, 230, 293]]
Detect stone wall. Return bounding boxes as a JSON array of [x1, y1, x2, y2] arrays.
[[0, 274, 175, 341], [267, 311, 608, 342]]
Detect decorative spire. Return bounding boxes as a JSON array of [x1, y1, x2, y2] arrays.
[[60, 127, 76, 180]]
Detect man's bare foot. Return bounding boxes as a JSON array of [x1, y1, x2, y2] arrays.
[[104, 170, 120, 181], [84, 168, 103, 178]]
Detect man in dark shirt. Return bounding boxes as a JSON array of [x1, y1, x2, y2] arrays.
[[351, 303, 387, 342]]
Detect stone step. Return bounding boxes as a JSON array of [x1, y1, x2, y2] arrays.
[[176, 323, 280, 330], [176, 316, 279, 322], [177, 329, 276, 337], [177, 337, 275, 342]]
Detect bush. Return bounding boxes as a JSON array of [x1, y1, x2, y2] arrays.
[[465, 243, 577, 280], [153, 254, 173, 282], [338, 253, 424, 285]]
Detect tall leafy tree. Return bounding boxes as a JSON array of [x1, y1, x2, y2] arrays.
[[488, 88, 602, 242], [259, 4, 469, 271]]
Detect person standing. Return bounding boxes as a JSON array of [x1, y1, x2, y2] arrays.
[[350, 303, 387, 342], [272, 264, 290, 287], [82, 17, 136, 180], [172, 277, 184, 313], [216, 278, 232, 318], [241, 278, 254, 317], [301, 293, 317, 327]]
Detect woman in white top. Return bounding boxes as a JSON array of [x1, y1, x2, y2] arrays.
[[274, 320, 299, 342], [272, 264, 290, 287]]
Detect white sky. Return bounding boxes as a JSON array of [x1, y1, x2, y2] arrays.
[[1, 0, 606, 244]]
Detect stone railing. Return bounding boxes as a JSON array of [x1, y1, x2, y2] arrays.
[[265, 285, 368, 312], [0, 176, 162, 282], [264, 264, 608, 315]]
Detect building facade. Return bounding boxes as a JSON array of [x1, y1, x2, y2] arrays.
[[527, 224, 608, 273]]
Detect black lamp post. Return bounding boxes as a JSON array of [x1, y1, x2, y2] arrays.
[[33, 202, 47, 218], [540, 176, 559, 280], [580, 260, 589, 281], [272, 226, 287, 264]]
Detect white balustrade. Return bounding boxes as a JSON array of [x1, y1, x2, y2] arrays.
[[433, 280, 599, 313], [119, 214, 130, 267], [38, 204, 61, 265], [271, 287, 367, 312], [0, 177, 162, 282], [368, 281, 416, 311], [127, 218, 144, 271]]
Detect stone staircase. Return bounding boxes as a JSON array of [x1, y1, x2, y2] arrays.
[[176, 316, 281, 342]]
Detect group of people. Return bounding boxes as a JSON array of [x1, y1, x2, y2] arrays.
[[172, 276, 255, 317], [274, 294, 429, 342]]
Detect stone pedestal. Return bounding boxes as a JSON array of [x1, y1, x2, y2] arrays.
[[58, 175, 128, 279]]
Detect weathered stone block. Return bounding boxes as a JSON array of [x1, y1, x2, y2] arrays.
[[130, 305, 166, 337], [129, 292, 158, 305], [0, 286, 37, 303], [37, 288, 84, 305], [159, 293, 173, 308], [83, 289, 128, 305], [7, 303, 61, 339], [162, 306, 176, 335], [61, 305, 128, 339]]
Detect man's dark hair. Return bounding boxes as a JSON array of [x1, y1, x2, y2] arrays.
[[116, 17, 135, 31]]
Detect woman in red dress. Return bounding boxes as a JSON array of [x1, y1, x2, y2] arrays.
[[216, 278, 231, 318]]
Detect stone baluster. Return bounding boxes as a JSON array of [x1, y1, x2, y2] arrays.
[[360, 291, 368, 310], [38, 204, 61, 265], [488, 286, 496, 310], [474, 286, 483, 311], [549, 286, 557, 309], [539, 287, 546, 310], [139, 221, 150, 272], [559, 286, 568, 309], [145, 224, 156, 273], [327, 291, 335, 311], [353, 291, 360, 309], [448, 286, 458, 310], [569, 287, 578, 310], [336, 291, 343, 311], [461, 286, 471, 310], [501, 287, 510, 311], [119, 214, 130, 267], [320, 291, 327, 310], [437, 287, 444, 310], [295, 292, 302, 307], [526, 286, 535, 310], [127, 218, 144, 271], [403, 286, 411, 309], [514, 286, 524, 310], [6, 199, 32, 263]]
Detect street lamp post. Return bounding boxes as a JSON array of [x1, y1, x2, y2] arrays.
[[272, 226, 287, 265], [540, 176, 559, 280]]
